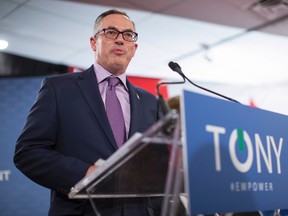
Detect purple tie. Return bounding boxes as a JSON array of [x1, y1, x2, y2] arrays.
[[105, 77, 126, 147]]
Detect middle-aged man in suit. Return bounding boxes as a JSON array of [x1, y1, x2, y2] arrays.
[[14, 9, 164, 216]]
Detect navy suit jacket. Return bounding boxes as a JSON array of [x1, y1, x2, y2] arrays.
[[14, 66, 161, 215]]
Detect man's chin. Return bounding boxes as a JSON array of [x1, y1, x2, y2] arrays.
[[109, 63, 127, 75]]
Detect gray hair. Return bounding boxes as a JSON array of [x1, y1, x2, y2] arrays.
[[93, 9, 135, 35]]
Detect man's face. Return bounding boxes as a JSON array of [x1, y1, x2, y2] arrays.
[[90, 14, 138, 76]]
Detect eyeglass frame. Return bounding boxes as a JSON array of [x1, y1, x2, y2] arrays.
[[95, 28, 138, 42]]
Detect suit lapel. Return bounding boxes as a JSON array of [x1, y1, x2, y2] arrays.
[[127, 80, 142, 138], [76, 66, 118, 150]]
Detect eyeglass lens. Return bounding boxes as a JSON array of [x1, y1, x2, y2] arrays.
[[103, 29, 137, 42]]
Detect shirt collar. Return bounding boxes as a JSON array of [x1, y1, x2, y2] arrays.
[[93, 63, 128, 90]]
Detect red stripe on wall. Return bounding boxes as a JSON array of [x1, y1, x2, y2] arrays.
[[128, 76, 168, 99]]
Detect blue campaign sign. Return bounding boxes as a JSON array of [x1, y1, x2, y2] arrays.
[[181, 90, 288, 215]]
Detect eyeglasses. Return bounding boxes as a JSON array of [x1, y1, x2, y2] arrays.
[[96, 28, 138, 42]]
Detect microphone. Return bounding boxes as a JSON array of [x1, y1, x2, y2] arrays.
[[156, 73, 185, 115], [168, 61, 240, 104]]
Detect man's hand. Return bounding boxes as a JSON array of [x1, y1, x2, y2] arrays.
[[85, 159, 105, 176], [85, 165, 97, 176]]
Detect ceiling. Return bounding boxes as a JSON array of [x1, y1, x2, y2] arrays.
[[1, 0, 288, 85]]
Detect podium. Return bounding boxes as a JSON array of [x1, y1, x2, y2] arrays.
[[69, 90, 288, 216], [68, 110, 186, 216]]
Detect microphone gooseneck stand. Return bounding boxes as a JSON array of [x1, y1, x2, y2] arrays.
[[168, 61, 241, 104]]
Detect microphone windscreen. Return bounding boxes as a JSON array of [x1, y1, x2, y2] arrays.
[[168, 61, 182, 73], [168, 61, 177, 71]]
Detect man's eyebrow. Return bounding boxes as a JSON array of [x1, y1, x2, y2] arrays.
[[106, 26, 134, 32]]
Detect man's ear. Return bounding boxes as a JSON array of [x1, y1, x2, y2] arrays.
[[90, 36, 96, 51], [132, 43, 138, 57]]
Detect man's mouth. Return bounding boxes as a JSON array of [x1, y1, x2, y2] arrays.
[[112, 48, 125, 55]]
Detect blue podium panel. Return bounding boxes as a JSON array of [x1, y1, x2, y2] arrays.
[[181, 90, 288, 215]]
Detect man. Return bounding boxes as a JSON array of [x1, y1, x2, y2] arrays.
[[14, 9, 162, 216]]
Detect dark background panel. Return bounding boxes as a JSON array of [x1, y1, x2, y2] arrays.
[[0, 52, 69, 77]]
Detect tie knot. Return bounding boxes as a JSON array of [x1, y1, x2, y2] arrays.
[[107, 76, 120, 87]]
